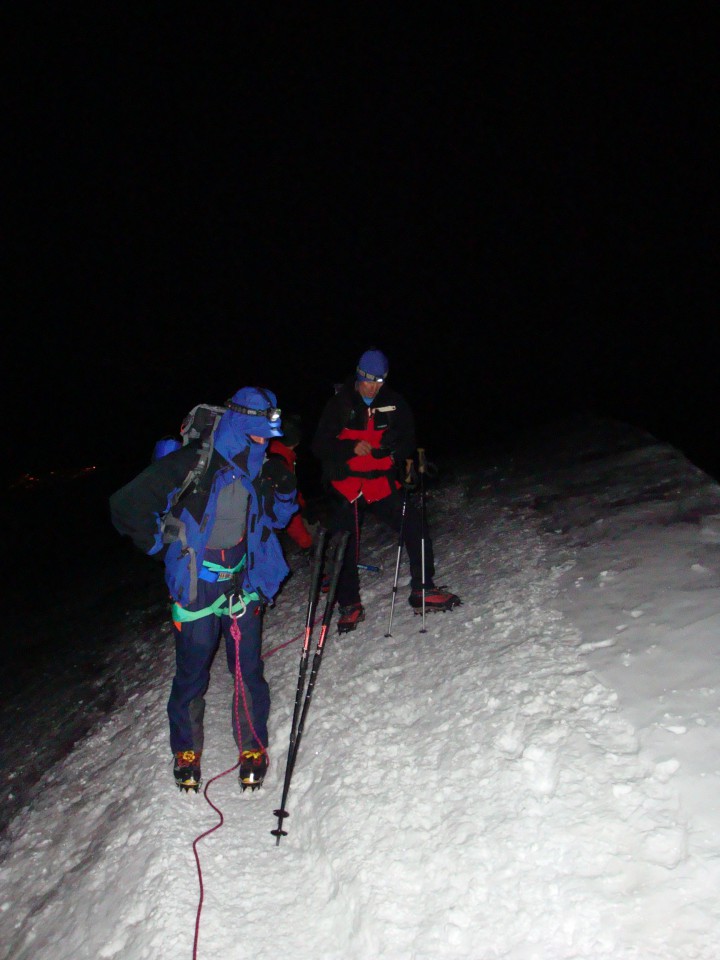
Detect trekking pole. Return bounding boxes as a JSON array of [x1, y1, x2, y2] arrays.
[[291, 528, 328, 754], [418, 447, 428, 633], [271, 529, 327, 843], [272, 530, 349, 844], [384, 485, 409, 637]]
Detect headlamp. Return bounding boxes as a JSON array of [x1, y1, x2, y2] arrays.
[[356, 368, 386, 383], [226, 400, 282, 422]]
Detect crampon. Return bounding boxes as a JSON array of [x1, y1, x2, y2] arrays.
[[409, 587, 462, 613], [239, 750, 268, 791], [174, 750, 202, 792], [337, 602, 365, 634]]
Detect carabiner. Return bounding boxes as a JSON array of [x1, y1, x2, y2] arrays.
[[227, 592, 247, 621]]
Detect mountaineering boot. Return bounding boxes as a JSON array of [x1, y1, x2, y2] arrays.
[[337, 602, 365, 634], [408, 587, 461, 613], [239, 750, 268, 791], [174, 750, 202, 792]]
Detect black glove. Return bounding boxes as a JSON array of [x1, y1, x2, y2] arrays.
[[261, 457, 297, 495]]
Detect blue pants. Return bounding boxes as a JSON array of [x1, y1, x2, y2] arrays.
[[167, 549, 270, 755]]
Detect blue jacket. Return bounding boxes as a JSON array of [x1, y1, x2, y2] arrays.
[[110, 441, 297, 605]]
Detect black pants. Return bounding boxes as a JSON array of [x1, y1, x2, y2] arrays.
[[330, 488, 435, 607]]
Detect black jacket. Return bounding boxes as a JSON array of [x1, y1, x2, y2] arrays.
[[311, 379, 416, 488]]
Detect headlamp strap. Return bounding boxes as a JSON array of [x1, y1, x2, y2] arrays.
[[225, 398, 281, 422], [356, 367, 386, 383]]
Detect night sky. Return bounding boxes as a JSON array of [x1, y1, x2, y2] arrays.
[[7, 7, 718, 490]]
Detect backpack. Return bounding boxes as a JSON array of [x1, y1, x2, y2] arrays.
[[155, 403, 227, 542]]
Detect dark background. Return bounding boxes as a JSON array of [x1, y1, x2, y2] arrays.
[[5, 6, 718, 503], [4, 5, 718, 818]]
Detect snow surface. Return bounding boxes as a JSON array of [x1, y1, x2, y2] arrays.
[[2, 417, 720, 960]]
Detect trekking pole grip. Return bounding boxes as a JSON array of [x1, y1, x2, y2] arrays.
[[418, 447, 427, 474]]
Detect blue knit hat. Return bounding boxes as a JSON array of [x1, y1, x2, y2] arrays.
[[356, 349, 389, 383]]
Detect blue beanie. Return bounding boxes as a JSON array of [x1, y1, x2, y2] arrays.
[[356, 349, 389, 383]]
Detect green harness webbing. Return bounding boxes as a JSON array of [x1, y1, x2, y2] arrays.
[[171, 556, 259, 623], [202, 558, 246, 577]]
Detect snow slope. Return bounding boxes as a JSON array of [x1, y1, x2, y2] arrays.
[[2, 417, 719, 959]]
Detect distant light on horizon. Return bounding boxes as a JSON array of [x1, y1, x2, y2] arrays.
[[9, 465, 97, 491]]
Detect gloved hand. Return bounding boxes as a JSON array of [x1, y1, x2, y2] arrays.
[[261, 457, 297, 495]]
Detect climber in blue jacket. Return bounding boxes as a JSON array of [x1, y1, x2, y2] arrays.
[[110, 387, 298, 792]]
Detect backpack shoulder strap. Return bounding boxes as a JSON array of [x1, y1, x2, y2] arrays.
[[168, 404, 227, 511]]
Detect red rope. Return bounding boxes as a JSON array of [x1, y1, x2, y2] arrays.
[[230, 613, 268, 762], [263, 621, 318, 660], [191, 760, 239, 959], [191, 607, 268, 959], [190, 597, 327, 955]]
